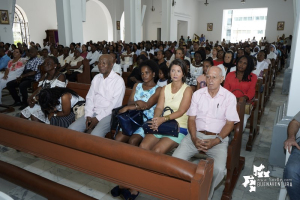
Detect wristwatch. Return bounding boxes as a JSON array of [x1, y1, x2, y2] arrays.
[[216, 135, 223, 143]]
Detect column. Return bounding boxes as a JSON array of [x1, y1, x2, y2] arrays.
[[124, 0, 142, 43], [55, 0, 84, 46], [161, 0, 172, 42], [287, 0, 300, 116]]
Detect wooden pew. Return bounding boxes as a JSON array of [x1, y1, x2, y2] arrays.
[[77, 59, 91, 84], [0, 113, 214, 200], [221, 97, 246, 200], [258, 69, 268, 125], [245, 79, 262, 151], [122, 72, 131, 88]]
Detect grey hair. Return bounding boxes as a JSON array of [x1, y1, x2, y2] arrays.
[[207, 66, 223, 77]]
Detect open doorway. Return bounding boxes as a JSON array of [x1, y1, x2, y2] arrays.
[[177, 20, 188, 42]]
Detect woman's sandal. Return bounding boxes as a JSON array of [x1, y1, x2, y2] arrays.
[[111, 185, 122, 197], [121, 189, 140, 200]]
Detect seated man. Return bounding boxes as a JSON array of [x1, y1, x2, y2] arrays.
[[91, 53, 122, 76], [86, 44, 100, 70], [0, 47, 10, 71], [68, 54, 125, 137], [172, 66, 240, 200], [7, 47, 43, 109], [283, 112, 300, 200]]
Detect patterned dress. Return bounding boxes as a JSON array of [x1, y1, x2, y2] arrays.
[[132, 83, 159, 137]]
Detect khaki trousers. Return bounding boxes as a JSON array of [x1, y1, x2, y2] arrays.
[[172, 132, 228, 200]]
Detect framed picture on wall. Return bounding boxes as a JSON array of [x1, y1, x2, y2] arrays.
[[0, 10, 9, 24], [277, 21, 285, 31], [116, 21, 120, 30], [207, 23, 213, 31]]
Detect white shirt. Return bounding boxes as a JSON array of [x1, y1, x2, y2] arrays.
[[85, 70, 125, 122], [86, 51, 100, 65], [190, 64, 203, 78], [113, 63, 122, 76], [58, 55, 72, 68], [252, 61, 269, 78], [267, 52, 277, 60]]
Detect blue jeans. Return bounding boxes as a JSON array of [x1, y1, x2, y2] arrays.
[[283, 141, 300, 200]]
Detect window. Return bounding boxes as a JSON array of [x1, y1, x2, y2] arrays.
[[13, 6, 30, 45], [222, 8, 268, 42]]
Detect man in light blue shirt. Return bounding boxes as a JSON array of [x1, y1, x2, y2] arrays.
[[0, 47, 10, 70]]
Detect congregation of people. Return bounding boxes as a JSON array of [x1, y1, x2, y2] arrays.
[[0, 33, 293, 199]]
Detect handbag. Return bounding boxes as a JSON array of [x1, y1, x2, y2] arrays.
[[142, 106, 180, 137], [117, 110, 148, 136], [111, 105, 126, 131], [231, 89, 254, 115], [73, 101, 85, 120]]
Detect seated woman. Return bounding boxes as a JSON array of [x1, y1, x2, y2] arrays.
[[184, 59, 197, 91], [211, 47, 218, 60], [114, 60, 161, 145], [252, 50, 269, 78], [224, 55, 257, 131], [218, 51, 235, 78], [140, 59, 193, 152], [80, 44, 88, 58], [157, 65, 169, 87], [117, 59, 193, 199], [0, 48, 26, 104], [58, 47, 72, 70], [165, 50, 173, 67], [213, 50, 224, 66], [196, 57, 214, 90], [121, 45, 134, 72], [190, 50, 205, 78], [65, 48, 84, 82], [21, 56, 67, 122], [38, 87, 84, 128], [156, 50, 167, 68]]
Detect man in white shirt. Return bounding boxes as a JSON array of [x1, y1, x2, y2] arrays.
[[86, 44, 100, 68], [68, 54, 125, 137], [91, 53, 122, 76]]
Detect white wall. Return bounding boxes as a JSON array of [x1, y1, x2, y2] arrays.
[[0, 0, 15, 43], [142, 0, 161, 41], [197, 0, 294, 43], [83, 0, 108, 42], [16, 0, 57, 44]]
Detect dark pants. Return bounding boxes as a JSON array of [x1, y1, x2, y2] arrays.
[[283, 141, 300, 200], [287, 45, 291, 54], [6, 79, 32, 104], [66, 72, 79, 82]]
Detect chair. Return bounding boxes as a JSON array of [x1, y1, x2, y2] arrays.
[[258, 69, 268, 124], [278, 131, 300, 200]]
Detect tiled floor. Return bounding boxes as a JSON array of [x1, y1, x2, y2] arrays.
[[0, 70, 288, 200]]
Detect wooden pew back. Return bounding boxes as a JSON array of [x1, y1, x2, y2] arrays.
[[0, 113, 214, 200]]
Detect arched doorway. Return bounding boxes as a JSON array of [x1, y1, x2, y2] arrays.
[[83, 0, 113, 42], [13, 5, 29, 45], [120, 12, 125, 42]]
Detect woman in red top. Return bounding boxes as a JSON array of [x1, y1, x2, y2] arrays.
[[224, 55, 257, 101], [213, 50, 224, 66], [224, 55, 257, 131]]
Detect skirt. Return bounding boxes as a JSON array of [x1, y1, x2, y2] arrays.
[[50, 112, 75, 128]]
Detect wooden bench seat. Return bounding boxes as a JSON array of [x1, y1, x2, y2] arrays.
[[0, 113, 214, 200]]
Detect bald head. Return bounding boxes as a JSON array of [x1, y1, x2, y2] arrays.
[[207, 66, 223, 78], [98, 54, 114, 78], [206, 66, 224, 92]]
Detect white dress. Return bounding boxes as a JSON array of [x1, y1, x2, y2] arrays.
[[0, 58, 26, 104], [21, 73, 67, 122], [190, 64, 203, 79], [121, 52, 134, 72]]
